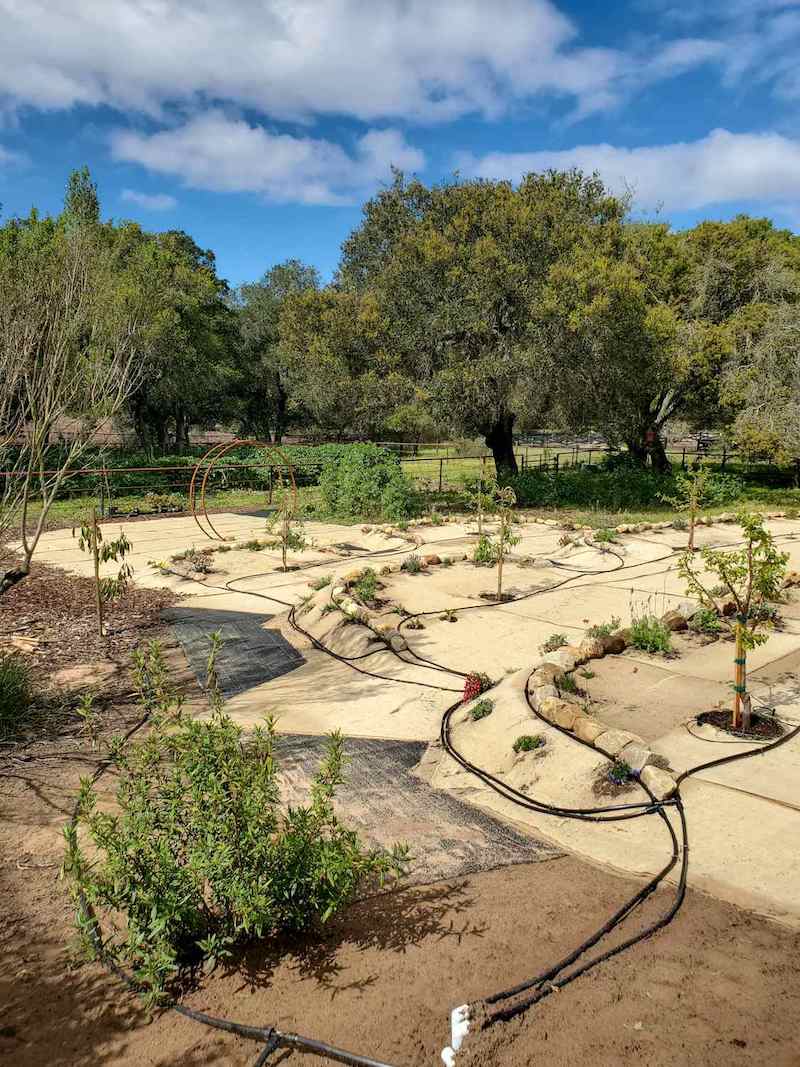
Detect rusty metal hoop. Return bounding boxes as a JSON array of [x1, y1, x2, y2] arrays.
[[189, 439, 297, 541]]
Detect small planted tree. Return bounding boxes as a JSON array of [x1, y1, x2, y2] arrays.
[[265, 481, 307, 571], [659, 462, 715, 551], [74, 510, 133, 635], [679, 512, 788, 730], [491, 485, 520, 600]]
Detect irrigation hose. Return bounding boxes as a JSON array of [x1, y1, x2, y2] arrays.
[[68, 521, 800, 1065]]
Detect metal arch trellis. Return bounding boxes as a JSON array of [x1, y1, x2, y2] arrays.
[[189, 439, 298, 542]]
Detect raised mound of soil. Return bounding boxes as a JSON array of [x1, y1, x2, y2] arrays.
[[696, 708, 784, 740]]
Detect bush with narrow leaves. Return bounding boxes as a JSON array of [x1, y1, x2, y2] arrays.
[[63, 643, 407, 1007]]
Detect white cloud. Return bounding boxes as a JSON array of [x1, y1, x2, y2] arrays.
[[0, 0, 718, 124], [460, 128, 800, 213], [120, 188, 177, 211], [111, 112, 425, 205]]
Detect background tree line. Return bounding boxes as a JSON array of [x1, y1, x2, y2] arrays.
[[3, 167, 799, 476]]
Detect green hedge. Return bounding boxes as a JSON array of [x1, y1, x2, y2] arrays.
[[319, 444, 415, 521], [507, 465, 745, 510]]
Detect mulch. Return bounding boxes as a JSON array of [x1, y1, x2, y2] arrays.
[[0, 563, 177, 684], [696, 707, 784, 740]]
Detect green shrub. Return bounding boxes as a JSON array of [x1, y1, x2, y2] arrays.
[[319, 444, 414, 522], [401, 554, 422, 574], [64, 646, 407, 1007], [311, 575, 332, 591], [594, 528, 618, 543], [541, 633, 568, 653], [689, 607, 722, 635], [469, 698, 494, 721], [559, 673, 578, 694], [472, 534, 495, 565], [630, 614, 672, 653], [607, 759, 631, 785], [0, 654, 34, 736], [352, 568, 378, 603], [586, 616, 621, 638], [513, 734, 545, 753]]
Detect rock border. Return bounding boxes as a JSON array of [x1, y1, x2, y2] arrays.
[[524, 609, 709, 800]]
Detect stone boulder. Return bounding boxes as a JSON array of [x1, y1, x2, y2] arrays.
[[573, 718, 606, 744], [661, 609, 688, 632], [640, 765, 676, 800], [530, 663, 565, 687], [594, 728, 644, 757], [542, 649, 577, 672], [538, 697, 580, 730], [578, 637, 605, 661], [601, 633, 627, 655]]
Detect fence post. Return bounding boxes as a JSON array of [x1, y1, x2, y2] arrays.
[[438, 457, 443, 493], [682, 447, 686, 470], [554, 453, 560, 472]]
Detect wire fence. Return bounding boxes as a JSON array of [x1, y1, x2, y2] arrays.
[[3, 441, 798, 520]]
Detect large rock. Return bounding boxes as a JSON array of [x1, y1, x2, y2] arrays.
[[422, 554, 441, 567], [387, 631, 408, 652], [601, 633, 627, 656], [619, 741, 652, 774], [562, 643, 586, 666], [661, 609, 688, 632], [640, 765, 677, 800], [574, 718, 606, 744], [578, 637, 605, 661], [542, 649, 577, 672], [594, 728, 644, 757], [531, 683, 559, 706], [531, 663, 565, 687], [343, 569, 365, 585], [538, 697, 579, 730]]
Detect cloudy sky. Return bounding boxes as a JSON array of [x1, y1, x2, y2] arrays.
[[1, 0, 799, 283]]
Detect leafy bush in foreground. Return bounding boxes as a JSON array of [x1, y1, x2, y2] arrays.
[[319, 444, 415, 522], [629, 614, 672, 653], [0, 654, 34, 737], [64, 644, 407, 1005]]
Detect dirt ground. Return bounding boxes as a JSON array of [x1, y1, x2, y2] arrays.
[[3, 816, 800, 1067], [2, 537, 800, 1067]]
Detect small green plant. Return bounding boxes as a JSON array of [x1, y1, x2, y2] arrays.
[[75, 692, 100, 749], [441, 556, 453, 568], [321, 602, 340, 616], [265, 481, 307, 570], [671, 516, 688, 531], [469, 698, 494, 721], [689, 607, 722, 635], [513, 734, 545, 754], [580, 668, 596, 680], [406, 617, 425, 630], [143, 491, 185, 514], [541, 633, 568, 653], [401, 554, 422, 574], [593, 528, 618, 543], [439, 608, 458, 623], [241, 538, 267, 552], [586, 616, 621, 638], [171, 547, 214, 574], [559, 673, 578, 694], [63, 642, 407, 1008], [629, 613, 672, 653], [352, 568, 379, 604], [473, 534, 494, 565], [659, 462, 714, 551], [311, 575, 332, 591], [74, 511, 133, 635], [492, 485, 521, 600], [0, 654, 34, 737], [607, 759, 631, 785], [216, 544, 232, 553], [430, 512, 443, 526]]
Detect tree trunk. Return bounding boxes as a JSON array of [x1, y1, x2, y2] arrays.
[[174, 410, 190, 453], [625, 431, 672, 473], [485, 412, 518, 477]]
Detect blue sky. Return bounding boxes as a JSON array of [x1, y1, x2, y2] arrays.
[[1, 0, 800, 287]]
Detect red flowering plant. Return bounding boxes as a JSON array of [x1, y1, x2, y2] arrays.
[[463, 672, 493, 703]]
